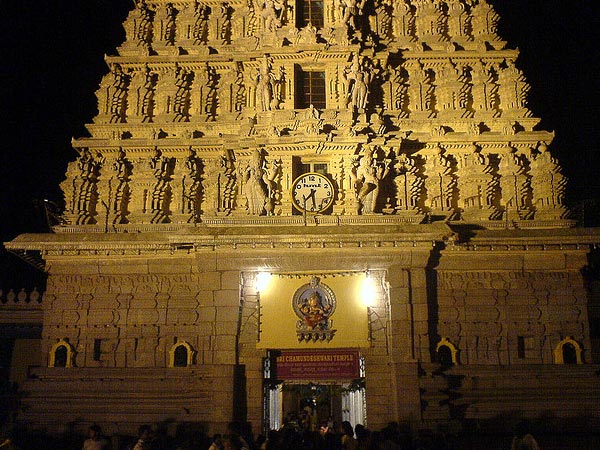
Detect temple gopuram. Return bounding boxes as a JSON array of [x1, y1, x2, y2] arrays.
[[4, 0, 600, 437]]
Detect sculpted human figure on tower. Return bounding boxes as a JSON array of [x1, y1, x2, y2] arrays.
[[251, 56, 283, 112], [259, 0, 286, 33], [345, 54, 370, 112], [351, 147, 391, 215], [239, 150, 267, 215], [334, 0, 365, 34]]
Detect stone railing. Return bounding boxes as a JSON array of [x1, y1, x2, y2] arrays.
[[0, 288, 43, 307]]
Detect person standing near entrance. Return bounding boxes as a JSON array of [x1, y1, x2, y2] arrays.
[[511, 421, 540, 450], [82, 425, 109, 450], [340, 421, 357, 450]]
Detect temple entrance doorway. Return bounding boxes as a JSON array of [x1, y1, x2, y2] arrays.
[[265, 381, 366, 433], [263, 350, 366, 433]]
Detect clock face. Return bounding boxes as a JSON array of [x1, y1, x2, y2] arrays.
[[291, 172, 334, 213]]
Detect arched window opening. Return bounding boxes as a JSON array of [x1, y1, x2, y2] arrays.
[[435, 337, 458, 367], [174, 345, 189, 367], [437, 345, 454, 369], [54, 346, 68, 367], [168, 341, 195, 368], [562, 343, 578, 364], [553, 337, 583, 364], [48, 339, 75, 368]]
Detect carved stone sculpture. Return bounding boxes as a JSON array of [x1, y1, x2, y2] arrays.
[[351, 147, 391, 214]]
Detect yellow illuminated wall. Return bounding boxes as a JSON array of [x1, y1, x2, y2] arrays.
[[257, 273, 371, 349]]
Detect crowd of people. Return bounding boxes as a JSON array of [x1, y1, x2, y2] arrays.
[[1, 418, 544, 450]]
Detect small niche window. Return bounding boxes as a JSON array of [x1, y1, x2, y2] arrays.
[[517, 336, 535, 359], [49, 339, 74, 368], [553, 337, 583, 364], [296, 69, 326, 109], [296, 161, 328, 176], [296, 0, 324, 29], [93, 339, 102, 362], [435, 338, 458, 368], [168, 341, 195, 367], [590, 318, 600, 339]]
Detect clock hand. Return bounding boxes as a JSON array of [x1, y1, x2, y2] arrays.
[[302, 188, 317, 209]]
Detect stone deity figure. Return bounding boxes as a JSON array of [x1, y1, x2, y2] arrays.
[[251, 56, 283, 112], [344, 55, 370, 112], [259, 0, 286, 32], [239, 150, 279, 215], [334, 0, 365, 32], [351, 148, 391, 214], [240, 150, 268, 215]]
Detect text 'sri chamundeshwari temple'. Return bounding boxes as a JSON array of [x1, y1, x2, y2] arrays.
[[5, 0, 600, 436]]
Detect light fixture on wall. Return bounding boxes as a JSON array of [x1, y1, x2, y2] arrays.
[[360, 271, 378, 307], [255, 272, 272, 292]]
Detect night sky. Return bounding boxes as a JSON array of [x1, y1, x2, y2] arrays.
[[1, 1, 599, 282]]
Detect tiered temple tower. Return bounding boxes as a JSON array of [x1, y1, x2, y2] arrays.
[[6, 0, 600, 437]]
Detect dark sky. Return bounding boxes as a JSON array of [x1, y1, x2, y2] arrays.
[[0, 0, 599, 246]]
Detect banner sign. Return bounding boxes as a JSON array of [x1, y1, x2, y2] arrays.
[[275, 350, 360, 380]]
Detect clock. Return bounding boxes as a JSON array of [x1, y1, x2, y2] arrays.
[[291, 172, 334, 213]]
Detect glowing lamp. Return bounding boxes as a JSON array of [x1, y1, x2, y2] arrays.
[[360, 274, 378, 307], [255, 272, 272, 292]]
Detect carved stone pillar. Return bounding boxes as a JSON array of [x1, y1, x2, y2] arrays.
[[153, 3, 179, 55], [454, 144, 496, 221], [118, 1, 154, 56], [421, 145, 456, 216], [406, 60, 434, 119], [530, 144, 568, 220], [126, 67, 156, 124]]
